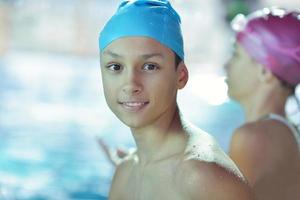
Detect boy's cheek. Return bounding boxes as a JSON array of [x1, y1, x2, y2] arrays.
[[103, 92, 116, 112]]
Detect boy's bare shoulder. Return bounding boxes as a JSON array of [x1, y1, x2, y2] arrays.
[[176, 124, 254, 199], [183, 123, 245, 180], [175, 158, 255, 200]]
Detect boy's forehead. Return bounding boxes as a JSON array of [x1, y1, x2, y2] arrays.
[[101, 37, 173, 57]]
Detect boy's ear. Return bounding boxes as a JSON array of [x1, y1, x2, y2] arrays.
[[177, 61, 188, 89]]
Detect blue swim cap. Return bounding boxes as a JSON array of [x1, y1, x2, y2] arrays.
[[99, 0, 184, 60]]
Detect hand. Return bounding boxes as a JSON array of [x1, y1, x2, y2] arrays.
[[97, 138, 129, 166]]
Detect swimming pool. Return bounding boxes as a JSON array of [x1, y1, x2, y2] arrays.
[[0, 51, 244, 199]]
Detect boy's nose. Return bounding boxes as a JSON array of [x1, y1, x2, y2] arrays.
[[122, 72, 142, 95], [122, 84, 142, 95]]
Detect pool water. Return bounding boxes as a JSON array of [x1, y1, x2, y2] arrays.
[[0, 51, 244, 199]]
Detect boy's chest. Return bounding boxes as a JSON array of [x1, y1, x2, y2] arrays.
[[112, 176, 185, 200], [110, 164, 187, 200]]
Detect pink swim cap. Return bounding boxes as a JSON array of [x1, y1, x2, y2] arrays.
[[231, 7, 300, 86]]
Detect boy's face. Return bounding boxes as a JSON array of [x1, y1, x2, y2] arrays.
[[100, 37, 188, 128]]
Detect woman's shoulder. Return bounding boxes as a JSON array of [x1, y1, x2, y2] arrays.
[[232, 119, 298, 155]]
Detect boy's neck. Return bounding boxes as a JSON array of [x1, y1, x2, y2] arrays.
[[131, 106, 187, 166]]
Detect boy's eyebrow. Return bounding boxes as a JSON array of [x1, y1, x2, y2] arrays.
[[103, 51, 164, 59], [141, 53, 164, 59], [103, 50, 123, 58]]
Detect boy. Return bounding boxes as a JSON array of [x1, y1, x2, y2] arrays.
[[99, 1, 254, 199]]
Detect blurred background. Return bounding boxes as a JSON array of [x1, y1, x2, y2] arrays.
[[0, 0, 299, 199]]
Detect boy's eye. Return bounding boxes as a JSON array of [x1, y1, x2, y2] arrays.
[[143, 63, 159, 71], [106, 63, 122, 71]]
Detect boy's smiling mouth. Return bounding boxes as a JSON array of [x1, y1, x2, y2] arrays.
[[118, 101, 149, 112]]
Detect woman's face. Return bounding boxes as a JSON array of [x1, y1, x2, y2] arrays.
[[225, 43, 261, 101]]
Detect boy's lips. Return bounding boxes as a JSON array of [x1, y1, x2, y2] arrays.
[[118, 101, 149, 112]]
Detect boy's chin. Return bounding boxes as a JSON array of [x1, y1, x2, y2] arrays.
[[116, 116, 150, 129], [121, 119, 146, 129]]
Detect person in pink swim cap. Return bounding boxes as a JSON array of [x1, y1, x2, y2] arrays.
[[226, 7, 300, 200]]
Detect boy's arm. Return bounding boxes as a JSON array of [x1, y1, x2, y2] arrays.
[[177, 160, 256, 200], [108, 158, 132, 200], [108, 164, 123, 200]]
